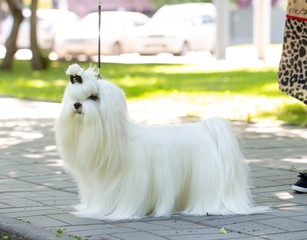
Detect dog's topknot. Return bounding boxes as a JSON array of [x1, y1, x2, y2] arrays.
[[66, 64, 84, 76], [66, 64, 84, 84]]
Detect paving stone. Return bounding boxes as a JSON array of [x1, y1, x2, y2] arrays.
[[267, 201, 299, 208], [20, 215, 68, 228], [62, 223, 119, 232], [251, 178, 283, 187], [150, 219, 209, 229], [111, 231, 167, 240], [151, 227, 219, 236], [261, 230, 307, 240], [67, 226, 137, 237], [255, 218, 307, 232], [261, 173, 298, 181], [251, 185, 293, 194], [37, 189, 78, 197], [200, 213, 274, 226], [225, 221, 285, 235], [174, 214, 228, 223], [89, 236, 122, 240], [49, 213, 102, 225], [39, 197, 79, 206], [252, 196, 275, 204], [266, 206, 307, 218], [234, 238, 268, 240], [0, 207, 67, 218], [289, 215, 307, 223], [0, 198, 42, 208], [166, 232, 255, 240], [0, 202, 10, 208], [113, 221, 175, 231]]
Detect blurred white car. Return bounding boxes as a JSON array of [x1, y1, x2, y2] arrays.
[[53, 11, 149, 59], [0, 9, 79, 51], [128, 3, 217, 55]]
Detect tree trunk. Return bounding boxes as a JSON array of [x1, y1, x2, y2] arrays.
[[0, 0, 23, 70], [30, 0, 47, 70]]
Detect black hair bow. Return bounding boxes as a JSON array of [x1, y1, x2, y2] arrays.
[[70, 75, 82, 84]]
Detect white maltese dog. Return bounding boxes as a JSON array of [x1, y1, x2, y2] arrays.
[[56, 64, 267, 220]]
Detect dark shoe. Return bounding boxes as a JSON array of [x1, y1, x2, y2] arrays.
[[292, 172, 307, 193]]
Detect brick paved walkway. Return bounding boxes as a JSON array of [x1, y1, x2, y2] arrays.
[[0, 97, 306, 240]]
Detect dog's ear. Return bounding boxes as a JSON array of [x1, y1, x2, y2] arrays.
[[70, 75, 83, 84]]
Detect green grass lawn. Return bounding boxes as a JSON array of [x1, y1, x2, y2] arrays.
[[0, 60, 306, 126]]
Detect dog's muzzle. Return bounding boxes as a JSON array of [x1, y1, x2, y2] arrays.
[[74, 102, 83, 114]]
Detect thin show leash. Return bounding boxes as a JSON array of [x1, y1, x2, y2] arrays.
[[97, 0, 102, 80]]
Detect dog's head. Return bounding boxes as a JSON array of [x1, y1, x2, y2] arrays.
[[59, 64, 129, 127], [62, 64, 101, 118]]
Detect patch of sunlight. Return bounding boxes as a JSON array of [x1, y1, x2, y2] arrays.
[[153, 65, 216, 73], [128, 93, 287, 122], [44, 145, 57, 151], [185, 112, 201, 118], [23, 153, 44, 159], [53, 79, 67, 87], [261, 83, 279, 92], [9, 171, 19, 177], [274, 192, 294, 200], [270, 43, 282, 48], [46, 159, 65, 167], [26, 80, 47, 88], [153, 64, 278, 74], [0, 130, 43, 149], [119, 76, 158, 87], [141, 90, 185, 99], [282, 158, 307, 164], [141, 91, 234, 108], [10, 131, 43, 140], [223, 90, 231, 96]]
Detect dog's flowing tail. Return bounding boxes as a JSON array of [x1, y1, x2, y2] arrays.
[[202, 118, 269, 215]]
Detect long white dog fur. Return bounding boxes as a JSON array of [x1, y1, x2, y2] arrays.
[[56, 64, 268, 220]]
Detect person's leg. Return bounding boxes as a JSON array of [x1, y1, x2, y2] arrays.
[[278, 0, 307, 104], [278, 1, 307, 192]]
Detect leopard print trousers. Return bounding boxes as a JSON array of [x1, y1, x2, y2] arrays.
[[278, 18, 307, 105]]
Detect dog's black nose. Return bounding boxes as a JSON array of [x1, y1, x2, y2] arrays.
[[74, 102, 82, 110]]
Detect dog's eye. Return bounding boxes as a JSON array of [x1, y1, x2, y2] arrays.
[[88, 95, 99, 101]]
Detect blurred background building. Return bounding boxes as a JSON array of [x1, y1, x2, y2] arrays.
[[21, 0, 154, 17]]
